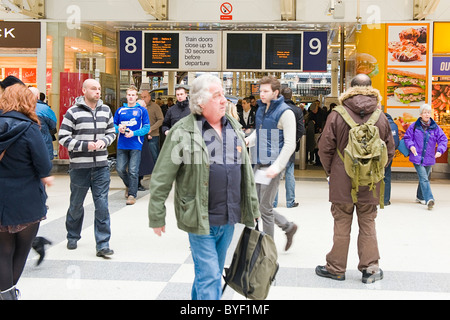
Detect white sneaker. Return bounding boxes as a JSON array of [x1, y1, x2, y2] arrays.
[[427, 199, 435, 210], [415, 198, 426, 205]]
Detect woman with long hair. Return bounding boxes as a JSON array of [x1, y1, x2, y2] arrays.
[[0, 83, 53, 300]]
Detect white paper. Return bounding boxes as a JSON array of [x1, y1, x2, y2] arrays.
[[254, 169, 272, 185]]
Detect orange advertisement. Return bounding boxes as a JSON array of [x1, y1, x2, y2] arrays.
[[356, 24, 386, 98]]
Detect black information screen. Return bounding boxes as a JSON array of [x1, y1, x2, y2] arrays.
[[226, 33, 263, 70], [265, 33, 302, 70], [144, 32, 179, 69]]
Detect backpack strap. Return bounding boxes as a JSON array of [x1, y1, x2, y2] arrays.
[[333, 105, 358, 128], [366, 108, 382, 126]]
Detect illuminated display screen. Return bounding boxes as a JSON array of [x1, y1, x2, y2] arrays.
[[225, 33, 262, 70], [265, 33, 302, 71], [144, 32, 179, 69]]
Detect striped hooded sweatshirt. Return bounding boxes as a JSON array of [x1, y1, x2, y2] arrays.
[[59, 96, 116, 169]]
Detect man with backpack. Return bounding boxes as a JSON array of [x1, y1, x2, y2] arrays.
[[316, 74, 395, 284]]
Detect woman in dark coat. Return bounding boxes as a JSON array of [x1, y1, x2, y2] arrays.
[[0, 83, 53, 300]]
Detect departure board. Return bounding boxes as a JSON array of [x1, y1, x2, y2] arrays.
[[225, 33, 263, 70], [144, 32, 179, 69], [265, 33, 302, 71]]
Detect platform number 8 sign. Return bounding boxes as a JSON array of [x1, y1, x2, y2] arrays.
[[120, 31, 143, 70]]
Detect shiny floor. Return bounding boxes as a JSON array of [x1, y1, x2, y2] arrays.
[[19, 168, 450, 300]]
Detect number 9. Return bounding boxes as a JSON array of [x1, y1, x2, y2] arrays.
[[309, 38, 321, 55]]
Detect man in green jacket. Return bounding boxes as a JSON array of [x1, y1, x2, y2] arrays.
[[148, 73, 260, 300]]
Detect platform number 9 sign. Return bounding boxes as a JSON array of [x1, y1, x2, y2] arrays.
[[303, 32, 327, 72]]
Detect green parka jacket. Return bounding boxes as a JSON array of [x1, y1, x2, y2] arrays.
[[148, 113, 260, 235]]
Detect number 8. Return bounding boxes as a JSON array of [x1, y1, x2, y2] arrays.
[[125, 37, 137, 54], [309, 38, 321, 55]]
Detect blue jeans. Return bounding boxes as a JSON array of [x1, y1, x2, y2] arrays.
[[188, 224, 235, 300], [274, 160, 296, 207], [116, 149, 141, 197], [148, 136, 160, 162], [66, 167, 111, 251], [413, 163, 434, 202], [383, 161, 392, 204]]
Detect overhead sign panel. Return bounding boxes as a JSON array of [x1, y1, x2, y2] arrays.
[[119, 31, 142, 70], [265, 33, 302, 71], [144, 32, 179, 69], [180, 32, 221, 70], [120, 30, 328, 72], [224, 32, 263, 71]]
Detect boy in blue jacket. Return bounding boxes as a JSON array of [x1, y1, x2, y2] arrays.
[[114, 86, 150, 205]]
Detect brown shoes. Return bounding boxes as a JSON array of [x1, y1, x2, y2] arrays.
[[126, 195, 136, 205], [285, 223, 298, 251]]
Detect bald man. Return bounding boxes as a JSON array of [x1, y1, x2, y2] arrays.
[[59, 79, 116, 258]]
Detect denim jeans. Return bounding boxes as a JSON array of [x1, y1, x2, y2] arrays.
[[413, 163, 434, 202], [274, 160, 296, 207], [66, 167, 111, 251], [383, 161, 392, 204], [116, 149, 142, 197], [148, 136, 160, 162], [188, 224, 235, 300]]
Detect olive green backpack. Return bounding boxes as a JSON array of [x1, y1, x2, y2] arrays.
[[334, 105, 388, 208], [223, 225, 279, 300]]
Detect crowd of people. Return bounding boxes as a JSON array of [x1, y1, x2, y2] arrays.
[[0, 73, 447, 300]]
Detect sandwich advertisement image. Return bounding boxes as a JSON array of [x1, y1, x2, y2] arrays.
[[385, 23, 430, 167]]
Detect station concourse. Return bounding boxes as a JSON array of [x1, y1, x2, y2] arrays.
[[19, 170, 450, 300]]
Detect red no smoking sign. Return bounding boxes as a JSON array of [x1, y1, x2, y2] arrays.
[[220, 2, 233, 20]]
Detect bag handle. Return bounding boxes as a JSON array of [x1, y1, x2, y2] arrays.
[[0, 150, 5, 162]]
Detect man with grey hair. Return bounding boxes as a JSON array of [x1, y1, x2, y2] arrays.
[[148, 73, 259, 300]]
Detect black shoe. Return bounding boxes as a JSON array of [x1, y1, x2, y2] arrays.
[[138, 184, 146, 191], [288, 202, 299, 208], [362, 268, 383, 284], [315, 265, 345, 281], [384, 201, 391, 206], [96, 248, 114, 258], [32, 237, 52, 266], [67, 240, 77, 250]]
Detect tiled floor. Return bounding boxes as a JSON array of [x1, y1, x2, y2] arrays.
[[18, 169, 450, 300]]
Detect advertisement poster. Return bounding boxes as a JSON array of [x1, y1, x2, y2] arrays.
[[355, 24, 386, 98], [58, 72, 91, 159], [385, 23, 430, 167]]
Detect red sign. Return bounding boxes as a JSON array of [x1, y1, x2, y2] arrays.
[[58, 72, 92, 159], [22, 68, 37, 83], [220, 2, 233, 20]]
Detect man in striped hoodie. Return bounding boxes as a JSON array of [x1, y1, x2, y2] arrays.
[[59, 79, 116, 258]]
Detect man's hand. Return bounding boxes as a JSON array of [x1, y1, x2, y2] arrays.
[[41, 176, 54, 187], [95, 140, 106, 149], [88, 142, 97, 150], [153, 226, 166, 237], [265, 166, 278, 179], [436, 152, 442, 158], [118, 124, 126, 134], [410, 146, 418, 156], [125, 130, 134, 138]]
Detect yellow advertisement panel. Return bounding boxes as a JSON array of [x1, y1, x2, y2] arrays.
[[356, 24, 386, 98]]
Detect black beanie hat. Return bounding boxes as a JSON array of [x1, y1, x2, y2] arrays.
[[0, 75, 25, 89]]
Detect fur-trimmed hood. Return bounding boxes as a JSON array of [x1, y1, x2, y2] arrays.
[[339, 86, 382, 117]]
